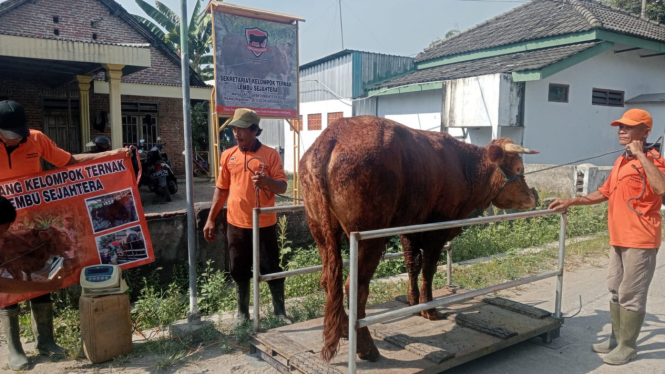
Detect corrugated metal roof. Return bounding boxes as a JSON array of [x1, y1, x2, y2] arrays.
[[300, 50, 355, 70]]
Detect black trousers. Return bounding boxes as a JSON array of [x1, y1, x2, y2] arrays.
[[1, 293, 51, 310], [227, 223, 283, 283]]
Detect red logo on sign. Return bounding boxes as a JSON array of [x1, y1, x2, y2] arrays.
[[245, 28, 270, 57]]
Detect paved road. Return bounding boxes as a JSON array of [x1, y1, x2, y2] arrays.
[[445, 245, 665, 374], [138, 179, 217, 214]]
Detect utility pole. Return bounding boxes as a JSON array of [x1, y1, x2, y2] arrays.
[[338, 0, 344, 49], [180, 0, 199, 324], [641, 0, 647, 19]]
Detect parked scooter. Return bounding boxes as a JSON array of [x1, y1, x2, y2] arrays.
[[138, 138, 178, 202]]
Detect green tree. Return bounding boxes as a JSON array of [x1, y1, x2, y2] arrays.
[[601, 0, 665, 23], [191, 101, 209, 152], [429, 25, 461, 48], [134, 0, 214, 80]]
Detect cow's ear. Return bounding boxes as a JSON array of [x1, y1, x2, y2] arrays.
[[488, 144, 504, 164]]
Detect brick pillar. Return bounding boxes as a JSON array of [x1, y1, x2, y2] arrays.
[[76, 75, 93, 150], [103, 64, 124, 148]]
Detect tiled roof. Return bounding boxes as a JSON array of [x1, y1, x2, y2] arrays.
[[416, 0, 665, 63], [0, 0, 207, 87], [584, 1, 665, 41], [373, 42, 600, 90]]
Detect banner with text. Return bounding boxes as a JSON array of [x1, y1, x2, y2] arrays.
[[213, 11, 298, 118], [0, 155, 153, 308]]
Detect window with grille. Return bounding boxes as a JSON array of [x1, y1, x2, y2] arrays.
[[548, 84, 569, 103], [289, 115, 303, 131], [328, 112, 343, 125], [592, 88, 624, 107], [308, 114, 322, 130], [121, 101, 158, 148]]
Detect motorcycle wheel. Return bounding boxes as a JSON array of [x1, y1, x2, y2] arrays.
[[162, 186, 172, 202], [168, 180, 178, 194]]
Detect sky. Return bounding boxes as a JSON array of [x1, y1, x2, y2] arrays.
[[116, 0, 527, 63]]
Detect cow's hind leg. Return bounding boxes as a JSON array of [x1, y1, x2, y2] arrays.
[[400, 235, 421, 307], [345, 238, 384, 362], [420, 243, 444, 320]]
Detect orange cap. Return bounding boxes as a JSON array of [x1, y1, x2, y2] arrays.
[[611, 108, 653, 129]]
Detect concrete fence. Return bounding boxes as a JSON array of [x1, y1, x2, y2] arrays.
[[142, 203, 313, 285], [524, 163, 612, 199]]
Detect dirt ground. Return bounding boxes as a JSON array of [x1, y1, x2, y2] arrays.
[[1, 247, 664, 374]]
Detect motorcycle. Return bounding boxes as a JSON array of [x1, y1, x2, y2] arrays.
[[138, 138, 178, 202]]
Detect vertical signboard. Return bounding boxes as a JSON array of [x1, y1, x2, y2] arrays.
[[211, 3, 301, 118]]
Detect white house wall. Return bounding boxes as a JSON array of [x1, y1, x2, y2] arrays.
[[522, 48, 665, 167], [377, 90, 443, 132], [283, 99, 352, 172]]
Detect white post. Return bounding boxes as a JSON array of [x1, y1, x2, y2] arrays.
[[253, 208, 261, 332], [348, 233, 359, 374], [554, 212, 567, 319]]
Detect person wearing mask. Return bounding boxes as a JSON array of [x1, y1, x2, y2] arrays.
[[0, 100, 129, 370]]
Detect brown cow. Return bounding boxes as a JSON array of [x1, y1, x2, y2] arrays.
[[299, 116, 539, 362], [92, 195, 136, 227], [0, 226, 75, 281]]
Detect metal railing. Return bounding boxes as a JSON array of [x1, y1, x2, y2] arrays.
[[252, 206, 567, 374], [252, 205, 418, 332]]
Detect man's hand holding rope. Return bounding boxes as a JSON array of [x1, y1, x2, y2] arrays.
[[628, 140, 665, 196]]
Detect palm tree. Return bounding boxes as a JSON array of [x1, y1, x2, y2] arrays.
[[134, 0, 214, 80]]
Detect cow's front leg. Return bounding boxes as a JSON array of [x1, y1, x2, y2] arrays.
[[420, 245, 444, 320], [400, 235, 421, 306]]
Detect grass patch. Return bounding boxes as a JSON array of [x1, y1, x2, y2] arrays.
[[28, 197, 614, 362]]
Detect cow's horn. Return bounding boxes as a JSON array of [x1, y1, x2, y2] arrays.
[[504, 143, 540, 154]]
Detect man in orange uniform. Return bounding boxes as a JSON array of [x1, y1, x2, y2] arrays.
[[549, 109, 665, 365], [0, 100, 128, 370], [203, 108, 290, 326]]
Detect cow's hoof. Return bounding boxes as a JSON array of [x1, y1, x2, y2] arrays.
[[357, 346, 380, 362], [421, 309, 443, 320]]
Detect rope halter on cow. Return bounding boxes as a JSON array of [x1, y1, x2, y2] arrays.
[[495, 144, 539, 193], [497, 166, 524, 192]]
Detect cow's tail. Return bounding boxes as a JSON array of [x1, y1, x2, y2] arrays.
[[321, 202, 345, 363], [305, 141, 346, 363]]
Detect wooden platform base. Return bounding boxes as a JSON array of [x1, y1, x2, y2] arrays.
[[251, 288, 562, 374]]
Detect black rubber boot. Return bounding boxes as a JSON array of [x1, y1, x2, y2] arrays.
[[232, 280, 251, 328], [0, 307, 29, 370], [29, 301, 67, 356], [268, 280, 292, 325]]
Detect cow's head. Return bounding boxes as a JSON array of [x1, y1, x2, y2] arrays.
[[39, 226, 75, 255], [487, 139, 538, 210]]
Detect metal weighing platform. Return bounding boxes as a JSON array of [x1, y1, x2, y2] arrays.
[[250, 288, 562, 374]]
